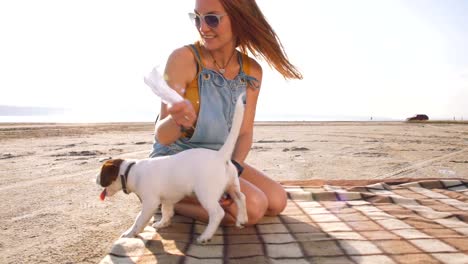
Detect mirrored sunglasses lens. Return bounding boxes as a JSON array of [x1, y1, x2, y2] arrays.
[[204, 15, 219, 28]]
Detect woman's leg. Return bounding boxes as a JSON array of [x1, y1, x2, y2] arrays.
[[240, 163, 287, 216], [174, 178, 268, 226]]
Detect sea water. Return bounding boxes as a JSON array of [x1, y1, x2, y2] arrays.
[[0, 111, 395, 123]]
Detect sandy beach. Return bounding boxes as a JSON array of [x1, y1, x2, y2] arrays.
[[1, 121, 467, 263]]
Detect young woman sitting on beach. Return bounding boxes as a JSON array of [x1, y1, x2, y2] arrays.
[[149, 0, 302, 225]]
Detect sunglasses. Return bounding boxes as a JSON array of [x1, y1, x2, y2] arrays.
[[188, 12, 227, 29]]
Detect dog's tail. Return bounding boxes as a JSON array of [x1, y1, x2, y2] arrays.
[[219, 93, 245, 161]]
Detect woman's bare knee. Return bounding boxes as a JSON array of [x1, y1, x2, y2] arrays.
[[245, 191, 268, 225], [265, 185, 287, 216], [241, 163, 287, 216]]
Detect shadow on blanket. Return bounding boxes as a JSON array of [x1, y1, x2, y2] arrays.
[[100, 178, 468, 264]]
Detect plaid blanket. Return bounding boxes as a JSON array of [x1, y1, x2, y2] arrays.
[[100, 179, 468, 264]]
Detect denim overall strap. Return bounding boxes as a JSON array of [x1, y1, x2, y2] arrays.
[[238, 53, 260, 90]]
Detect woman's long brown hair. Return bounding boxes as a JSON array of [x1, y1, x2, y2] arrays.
[[220, 0, 303, 80]]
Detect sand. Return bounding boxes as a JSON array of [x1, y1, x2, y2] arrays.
[[0, 121, 467, 263]]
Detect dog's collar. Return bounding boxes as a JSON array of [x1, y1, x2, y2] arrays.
[[120, 162, 136, 195]]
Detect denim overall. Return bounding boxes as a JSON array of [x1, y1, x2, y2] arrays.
[[149, 45, 259, 158]]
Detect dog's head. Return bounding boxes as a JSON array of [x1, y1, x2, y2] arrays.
[[96, 159, 124, 200]]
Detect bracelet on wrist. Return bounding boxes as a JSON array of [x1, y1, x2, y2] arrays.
[[231, 159, 244, 177]]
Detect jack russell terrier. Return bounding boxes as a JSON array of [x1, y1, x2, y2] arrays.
[[96, 93, 248, 243]]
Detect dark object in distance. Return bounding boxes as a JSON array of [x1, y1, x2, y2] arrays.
[[406, 114, 429, 121]]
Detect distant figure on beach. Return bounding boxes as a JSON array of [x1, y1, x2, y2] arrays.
[[149, 0, 302, 225]]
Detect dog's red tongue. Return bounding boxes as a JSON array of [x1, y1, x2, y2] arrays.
[[100, 189, 107, 201]]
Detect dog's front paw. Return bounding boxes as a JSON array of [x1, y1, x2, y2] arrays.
[[152, 220, 171, 230], [236, 214, 248, 228], [196, 235, 211, 244], [235, 222, 245, 229], [120, 230, 136, 238]]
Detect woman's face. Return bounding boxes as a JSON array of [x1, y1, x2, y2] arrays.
[[194, 0, 234, 51]]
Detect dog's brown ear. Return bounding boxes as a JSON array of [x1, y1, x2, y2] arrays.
[[99, 159, 124, 187]]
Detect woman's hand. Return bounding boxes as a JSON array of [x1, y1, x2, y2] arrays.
[[168, 99, 197, 129]]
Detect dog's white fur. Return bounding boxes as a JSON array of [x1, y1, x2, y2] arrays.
[[96, 93, 247, 243]]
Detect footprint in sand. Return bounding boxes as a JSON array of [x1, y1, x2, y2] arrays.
[[108, 148, 124, 153], [292, 154, 306, 163], [353, 152, 388, 157], [1, 153, 16, 159], [51, 150, 104, 157], [1, 152, 35, 159], [257, 139, 294, 143], [251, 146, 272, 152], [283, 147, 310, 152], [134, 141, 152, 145]]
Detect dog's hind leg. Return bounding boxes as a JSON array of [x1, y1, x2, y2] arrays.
[[196, 199, 225, 244], [152, 202, 174, 229], [121, 200, 160, 238], [227, 180, 248, 227], [231, 190, 248, 227]]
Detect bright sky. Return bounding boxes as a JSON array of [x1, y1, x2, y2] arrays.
[[1, 0, 467, 121]]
